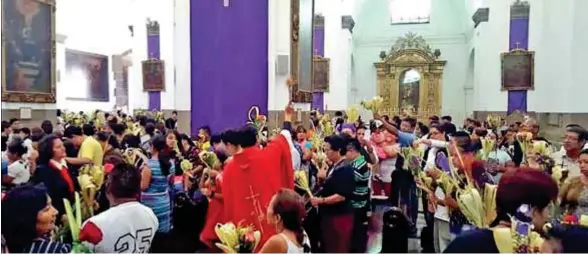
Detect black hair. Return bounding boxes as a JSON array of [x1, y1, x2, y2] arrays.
[[56, 109, 62, 117], [220, 129, 241, 147], [444, 123, 457, 136], [335, 111, 343, 117], [82, 124, 95, 136], [172, 110, 178, 115], [40, 120, 53, 135], [475, 128, 489, 137], [179, 133, 195, 149], [429, 115, 440, 122], [1, 121, 10, 132], [30, 128, 46, 143], [239, 126, 258, 148], [9, 118, 19, 125], [151, 134, 172, 176], [324, 134, 348, 156], [441, 115, 452, 122], [111, 123, 126, 136], [145, 123, 156, 137], [97, 131, 120, 149], [566, 125, 587, 142], [7, 137, 28, 158], [20, 127, 31, 137], [107, 162, 141, 199], [37, 135, 62, 165], [1, 184, 50, 253], [210, 134, 222, 145], [416, 122, 429, 136], [66, 126, 83, 138], [345, 137, 362, 153], [138, 115, 148, 127], [402, 117, 418, 128], [121, 134, 141, 149], [452, 131, 473, 152]]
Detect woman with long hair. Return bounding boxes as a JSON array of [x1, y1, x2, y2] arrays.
[[444, 168, 559, 252], [559, 149, 588, 216], [1, 184, 71, 253], [96, 131, 122, 164], [140, 134, 173, 233], [260, 189, 310, 253], [31, 135, 78, 219]]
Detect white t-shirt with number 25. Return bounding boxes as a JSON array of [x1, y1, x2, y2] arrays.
[[80, 201, 159, 253]]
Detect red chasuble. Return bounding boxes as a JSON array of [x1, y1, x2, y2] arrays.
[[222, 131, 294, 250]]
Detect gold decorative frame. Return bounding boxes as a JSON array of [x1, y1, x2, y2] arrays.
[[374, 32, 446, 121], [141, 59, 166, 92], [289, 0, 312, 103], [1, 0, 56, 103], [312, 55, 329, 92], [500, 49, 534, 91]]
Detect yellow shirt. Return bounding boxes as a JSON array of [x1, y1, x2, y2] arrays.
[[78, 136, 104, 165]]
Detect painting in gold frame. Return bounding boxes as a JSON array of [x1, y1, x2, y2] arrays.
[[289, 0, 312, 103], [1, 0, 56, 103], [501, 49, 534, 91], [142, 59, 165, 92], [312, 55, 329, 92]]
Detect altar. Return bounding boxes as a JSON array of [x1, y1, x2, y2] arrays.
[[374, 33, 446, 121]]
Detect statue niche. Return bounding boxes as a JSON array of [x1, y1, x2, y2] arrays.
[[374, 32, 446, 121]]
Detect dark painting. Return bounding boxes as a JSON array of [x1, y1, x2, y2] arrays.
[[2, 0, 56, 102], [501, 51, 534, 91], [142, 59, 165, 91], [312, 57, 329, 92], [65, 49, 109, 101]]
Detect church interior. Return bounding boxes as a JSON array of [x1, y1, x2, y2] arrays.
[[2, 0, 588, 253], [2, 0, 588, 141]]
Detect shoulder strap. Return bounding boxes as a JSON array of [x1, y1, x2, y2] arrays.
[[492, 227, 513, 253]]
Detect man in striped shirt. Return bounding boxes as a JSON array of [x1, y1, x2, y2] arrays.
[[346, 137, 371, 253]]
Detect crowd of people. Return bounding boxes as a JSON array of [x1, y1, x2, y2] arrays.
[[1, 104, 588, 253]]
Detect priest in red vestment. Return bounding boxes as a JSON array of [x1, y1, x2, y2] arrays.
[[222, 109, 297, 249]]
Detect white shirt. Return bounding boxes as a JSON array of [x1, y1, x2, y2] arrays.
[[378, 144, 401, 183], [279, 233, 308, 253], [552, 149, 581, 178], [7, 160, 29, 184], [434, 186, 449, 222], [81, 202, 158, 253]]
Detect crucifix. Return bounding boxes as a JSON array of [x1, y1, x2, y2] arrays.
[[222, 0, 230, 7], [245, 186, 265, 233], [514, 41, 522, 50]]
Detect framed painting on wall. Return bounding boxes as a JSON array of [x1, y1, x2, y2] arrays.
[[65, 49, 110, 101], [501, 49, 534, 91], [142, 59, 165, 91], [1, 0, 56, 103]]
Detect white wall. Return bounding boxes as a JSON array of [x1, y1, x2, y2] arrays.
[[268, 0, 291, 111], [471, 0, 588, 114], [128, 0, 175, 112], [352, 0, 469, 122], [55, 0, 134, 112], [316, 0, 352, 111], [173, 0, 191, 111]]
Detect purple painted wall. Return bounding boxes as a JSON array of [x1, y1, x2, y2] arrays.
[[147, 31, 161, 110], [312, 25, 324, 112], [507, 13, 529, 114], [190, 0, 268, 136]]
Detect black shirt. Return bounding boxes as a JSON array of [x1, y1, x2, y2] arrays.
[[165, 118, 177, 130], [318, 160, 356, 217], [443, 229, 498, 253]]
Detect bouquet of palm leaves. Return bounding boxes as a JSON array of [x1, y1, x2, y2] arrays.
[[360, 96, 384, 115], [346, 106, 360, 123], [516, 131, 533, 155], [400, 147, 423, 173], [63, 192, 92, 253], [294, 170, 312, 197], [153, 110, 165, 124], [479, 137, 496, 160], [215, 222, 261, 253], [199, 150, 220, 170], [77, 165, 104, 218], [486, 114, 502, 130]]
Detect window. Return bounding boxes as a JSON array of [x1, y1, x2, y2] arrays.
[[389, 0, 431, 24]]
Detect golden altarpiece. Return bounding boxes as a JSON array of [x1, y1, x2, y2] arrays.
[[374, 33, 446, 121]]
